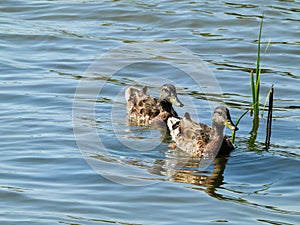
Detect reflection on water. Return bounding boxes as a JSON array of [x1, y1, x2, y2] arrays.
[[149, 152, 229, 200]]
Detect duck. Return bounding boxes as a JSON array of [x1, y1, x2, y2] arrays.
[[125, 84, 184, 126], [167, 106, 238, 158]]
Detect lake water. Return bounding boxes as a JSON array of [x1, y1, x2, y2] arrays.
[[1, 0, 300, 224]]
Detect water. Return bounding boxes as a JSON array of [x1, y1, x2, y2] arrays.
[[1, 0, 299, 224]]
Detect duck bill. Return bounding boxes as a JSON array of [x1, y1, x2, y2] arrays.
[[224, 119, 239, 131], [169, 96, 184, 107]]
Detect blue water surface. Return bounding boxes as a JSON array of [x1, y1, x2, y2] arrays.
[[1, 0, 299, 224]]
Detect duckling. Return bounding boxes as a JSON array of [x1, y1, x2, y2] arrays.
[[125, 84, 184, 125], [167, 106, 238, 158]]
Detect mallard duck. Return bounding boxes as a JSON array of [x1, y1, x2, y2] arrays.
[[167, 106, 238, 158], [125, 84, 184, 125]]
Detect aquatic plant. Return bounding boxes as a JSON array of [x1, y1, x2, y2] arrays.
[[264, 85, 274, 149], [232, 12, 274, 147]]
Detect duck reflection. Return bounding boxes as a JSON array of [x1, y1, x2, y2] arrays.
[[148, 147, 229, 199]]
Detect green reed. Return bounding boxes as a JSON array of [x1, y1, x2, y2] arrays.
[[232, 12, 273, 147], [251, 13, 264, 118]]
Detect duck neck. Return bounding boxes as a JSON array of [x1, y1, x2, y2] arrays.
[[211, 122, 225, 139], [160, 99, 178, 117], [203, 123, 224, 158]]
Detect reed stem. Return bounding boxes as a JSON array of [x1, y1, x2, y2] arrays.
[[265, 85, 274, 149], [248, 13, 264, 146]]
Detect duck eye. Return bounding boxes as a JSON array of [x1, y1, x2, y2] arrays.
[[164, 90, 171, 95]]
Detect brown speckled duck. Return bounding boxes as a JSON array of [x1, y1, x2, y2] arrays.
[[125, 84, 184, 126], [167, 106, 238, 158]]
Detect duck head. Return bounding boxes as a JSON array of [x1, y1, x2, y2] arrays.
[[212, 106, 238, 131], [160, 84, 184, 107]]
